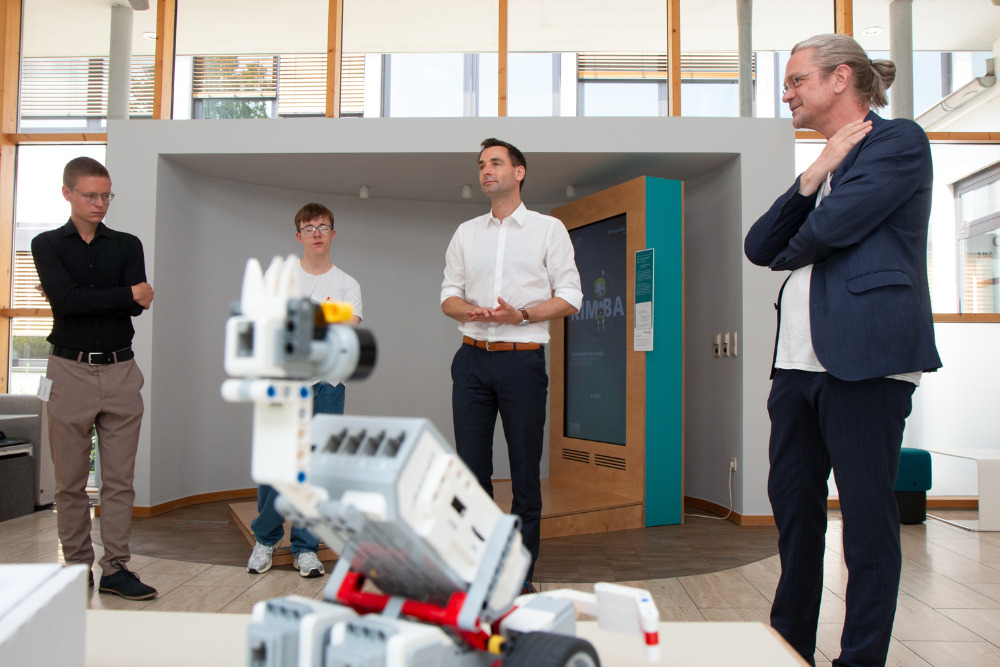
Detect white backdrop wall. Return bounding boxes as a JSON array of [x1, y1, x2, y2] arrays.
[[107, 116, 794, 514], [145, 159, 517, 503]]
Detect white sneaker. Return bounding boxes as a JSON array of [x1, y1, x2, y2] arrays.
[[293, 551, 325, 578], [247, 541, 275, 574]]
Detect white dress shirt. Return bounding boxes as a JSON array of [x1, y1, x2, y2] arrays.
[[441, 202, 583, 344]]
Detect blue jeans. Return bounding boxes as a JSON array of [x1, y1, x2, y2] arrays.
[[251, 381, 345, 555]]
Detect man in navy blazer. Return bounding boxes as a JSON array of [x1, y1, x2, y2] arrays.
[[745, 34, 941, 667]]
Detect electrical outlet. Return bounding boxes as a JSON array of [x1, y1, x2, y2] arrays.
[[731, 331, 738, 357], [730, 457, 738, 472], [722, 332, 730, 357], [713, 333, 721, 358]]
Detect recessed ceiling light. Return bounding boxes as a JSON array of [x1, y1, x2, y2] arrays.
[[141, 32, 157, 40], [862, 26, 883, 36]]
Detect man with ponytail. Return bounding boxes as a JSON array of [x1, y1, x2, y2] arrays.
[[745, 34, 941, 667]]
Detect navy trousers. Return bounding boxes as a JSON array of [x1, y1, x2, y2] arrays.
[[451, 343, 548, 580], [767, 370, 915, 667]]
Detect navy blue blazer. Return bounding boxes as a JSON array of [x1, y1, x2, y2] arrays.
[[745, 112, 942, 381]]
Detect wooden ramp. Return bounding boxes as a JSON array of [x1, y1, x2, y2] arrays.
[[493, 479, 644, 538], [227, 502, 339, 566], [230, 479, 643, 557]]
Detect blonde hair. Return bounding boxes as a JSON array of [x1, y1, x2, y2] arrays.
[[792, 34, 895, 109]]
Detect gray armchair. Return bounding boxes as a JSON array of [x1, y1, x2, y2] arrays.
[[0, 395, 55, 507]]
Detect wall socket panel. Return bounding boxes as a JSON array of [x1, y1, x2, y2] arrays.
[[713, 331, 738, 358], [730, 457, 738, 472]]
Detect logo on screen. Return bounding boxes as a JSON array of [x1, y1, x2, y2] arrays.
[[571, 269, 625, 340]]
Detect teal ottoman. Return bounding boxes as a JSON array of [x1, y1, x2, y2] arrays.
[[895, 447, 932, 524]]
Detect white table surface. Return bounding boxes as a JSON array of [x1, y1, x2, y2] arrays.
[[85, 609, 807, 667]]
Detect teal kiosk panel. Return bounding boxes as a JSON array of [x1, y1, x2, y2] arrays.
[[644, 177, 684, 526]]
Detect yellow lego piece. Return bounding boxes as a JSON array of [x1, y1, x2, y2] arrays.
[[320, 300, 354, 323]]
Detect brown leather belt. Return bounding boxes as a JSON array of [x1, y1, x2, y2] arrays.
[[463, 336, 541, 352]]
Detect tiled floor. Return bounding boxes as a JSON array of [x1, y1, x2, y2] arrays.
[[3, 507, 999, 666]]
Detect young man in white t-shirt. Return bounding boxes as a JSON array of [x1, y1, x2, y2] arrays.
[[247, 203, 363, 577]]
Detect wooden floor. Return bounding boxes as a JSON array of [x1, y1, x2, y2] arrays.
[[141, 498, 778, 580], [3, 505, 1000, 666]]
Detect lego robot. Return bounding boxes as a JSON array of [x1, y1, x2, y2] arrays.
[[222, 256, 661, 667]]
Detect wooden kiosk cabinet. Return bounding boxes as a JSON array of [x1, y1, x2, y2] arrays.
[[529, 176, 684, 538]]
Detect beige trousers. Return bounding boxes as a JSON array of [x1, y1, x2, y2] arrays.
[[46, 354, 144, 576]]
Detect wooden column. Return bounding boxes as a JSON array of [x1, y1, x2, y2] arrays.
[[498, 0, 508, 117], [153, 0, 177, 119], [0, 0, 22, 392], [835, 0, 853, 35], [667, 0, 681, 116], [326, 0, 343, 118]]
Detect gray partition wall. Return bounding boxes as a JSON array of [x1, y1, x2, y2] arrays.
[[106, 117, 793, 518]]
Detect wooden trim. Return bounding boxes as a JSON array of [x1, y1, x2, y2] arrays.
[[497, 0, 507, 117], [794, 130, 824, 141], [0, 307, 52, 317], [326, 0, 343, 118], [683, 496, 775, 527], [8, 133, 107, 144], [1, 0, 21, 135], [925, 132, 1000, 143], [834, 0, 853, 36], [934, 314, 1000, 323], [684, 495, 979, 525], [0, 135, 10, 392], [152, 0, 176, 120], [666, 0, 681, 116], [797, 130, 999, 144], [926, 496, 979, 509], [827, 496, 978, 510], [129, 488, 257, 518]]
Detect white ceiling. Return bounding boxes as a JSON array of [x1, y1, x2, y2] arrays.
[[21, 0, 1000, 57], [161, 145, 735, 205]]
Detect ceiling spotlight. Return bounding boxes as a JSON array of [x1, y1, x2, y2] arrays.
[[462, 184, 472, 199], [566, 185, 576, 199], [359, 185, 370, 200], [141, 32, 157, 40], [862, 26, 883, 36]]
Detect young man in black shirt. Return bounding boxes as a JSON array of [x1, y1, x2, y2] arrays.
[[32, 156, 157, 600]]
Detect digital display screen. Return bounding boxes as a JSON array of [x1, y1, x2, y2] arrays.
[[564, 214, 627, 445]]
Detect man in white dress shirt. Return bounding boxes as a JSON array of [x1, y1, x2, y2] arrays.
[[440, 139, 583, 592]]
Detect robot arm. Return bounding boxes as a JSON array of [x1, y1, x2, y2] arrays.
[[225, 256, 661, 667], [220, 255, 376, 544]]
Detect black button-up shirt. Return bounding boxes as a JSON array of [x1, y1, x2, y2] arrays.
[[31, 220, 147, 352]]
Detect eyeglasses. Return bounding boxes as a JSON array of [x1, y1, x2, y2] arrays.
[[299, 224, 333, 236], [782, 67, 832, 94], [72, 188, 115, 204]]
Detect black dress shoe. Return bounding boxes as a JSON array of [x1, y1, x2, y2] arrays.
[[98, 561, 157, 601]]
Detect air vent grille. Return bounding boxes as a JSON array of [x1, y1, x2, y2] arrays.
[[594, 454, 627, 471], [561, 448, 590, 464]]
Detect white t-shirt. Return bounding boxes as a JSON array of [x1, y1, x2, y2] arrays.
[[298, 262, 363, 321]]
